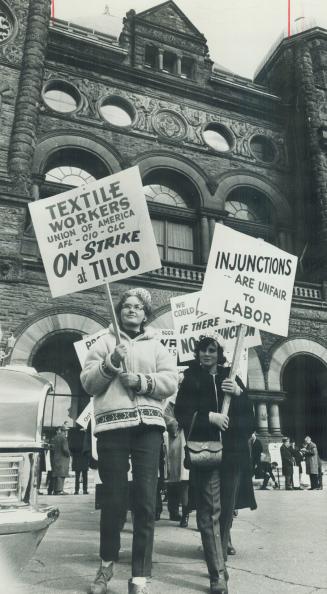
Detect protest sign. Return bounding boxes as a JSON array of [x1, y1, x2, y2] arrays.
[[170, 290, 261, 362], [28, 166, 161, 298], [200, 224, 298, 336], [73, 326, 177, 367], [154, 329, 177, 362], [74, 328, 107, 367], [75, 400, 93, 430]]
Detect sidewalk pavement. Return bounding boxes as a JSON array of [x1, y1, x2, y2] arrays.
[[16, 486, 327, 594]]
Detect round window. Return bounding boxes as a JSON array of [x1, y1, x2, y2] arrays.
[[43, 81, 81, 114], [99, 96, 135, 127], [0, 7, 13, 43], [250, 135, 276, 163], [203, 124, 232, 152]]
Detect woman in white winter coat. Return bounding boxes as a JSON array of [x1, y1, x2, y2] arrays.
[[81, 288, 177, 594]]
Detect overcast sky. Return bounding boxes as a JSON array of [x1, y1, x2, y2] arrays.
[[54, 0, 327, 79]]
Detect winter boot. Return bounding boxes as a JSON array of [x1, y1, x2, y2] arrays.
[[89, 561, 114, 594]]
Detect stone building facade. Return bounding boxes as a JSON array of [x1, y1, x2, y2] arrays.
[[0, 0, 327, 454]]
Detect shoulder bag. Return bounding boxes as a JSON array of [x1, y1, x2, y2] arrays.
[[184, 411, 223, 469]]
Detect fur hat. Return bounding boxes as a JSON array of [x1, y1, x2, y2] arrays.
[[116, 288, 152, 317]]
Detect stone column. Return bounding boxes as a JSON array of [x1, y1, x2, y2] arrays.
[[268, 403, 282, 436], [9, 0, 51, 193], [278, 230, 287, 250], [294, 44, 327, 274], [176, 56, 182, 76], [209, 217, 216, 242], [256, 402, 269, 436], [158, 49, 164, 71], [200, 215, 210, 263]]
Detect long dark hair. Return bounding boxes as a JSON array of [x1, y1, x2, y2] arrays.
[[194, 336, 226, 366]]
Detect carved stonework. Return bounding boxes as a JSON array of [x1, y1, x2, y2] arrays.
[[0, 80, 14, 111], [206, 177, 218, 196], [318, 92, 327, 123], [41, 71, 288, 167], [9, 0, 51, 190], [152, 109, 187, 140], [0, 7, 12, 42], [0, 0, 28, 65], [136, 24, 202, 54], [229, 121, 253, 158]]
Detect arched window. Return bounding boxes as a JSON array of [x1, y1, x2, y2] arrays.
[[41, 148, 111, 195], [45, 166, 95, 186], [225, 187, 275, 241], [143, 173, 199, 265]]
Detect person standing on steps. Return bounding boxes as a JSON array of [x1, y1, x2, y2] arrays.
[[280, 437, 294, 490], [52, 425, 70, 495], [301, 435, 320, 490], [81, 288, 177, 594]]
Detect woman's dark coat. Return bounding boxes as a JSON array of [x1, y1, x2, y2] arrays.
[[52, 432, 70, 478], [69, 428, 91, 472], [280, 444, 294, 476], [175, 361, 256, 511]]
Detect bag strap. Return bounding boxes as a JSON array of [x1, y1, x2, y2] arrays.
[[186, 411, 198, 441]]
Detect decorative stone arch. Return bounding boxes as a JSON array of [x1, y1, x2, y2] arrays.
[[136, 151, 210, 208], [214, 172, 292, 225], [248, 349, 265, 390], [147, 304, 172, 328], [10, 311, 106, 366], [268, 338, 327, 391], [32, 132, 123, 177]]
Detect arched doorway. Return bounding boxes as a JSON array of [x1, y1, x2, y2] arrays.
[[282, 355, 327, 458], [32, 331, 89, 431]]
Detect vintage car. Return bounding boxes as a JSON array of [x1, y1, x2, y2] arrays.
[[0, 366, 59, 575]]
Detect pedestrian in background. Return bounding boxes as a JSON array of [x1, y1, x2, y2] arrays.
[[290, 441, 303, 489], [259, 453, 279, 490], [37, 433, 49, 495], [52, 425, 70, 495], [69, 427, 91, 495], [163, 385, 190, 528], [280, 437, 294, 490], [301, 436, 319, 490], [81, 288, 177, 594], [250, 432, 263, 478], [175, 336, 256, 594]]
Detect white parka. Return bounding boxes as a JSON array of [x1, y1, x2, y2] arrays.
[[80, 325, 178, 435]]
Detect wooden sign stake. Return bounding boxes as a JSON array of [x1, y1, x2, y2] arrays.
[[105, 282, 128, 373], [221, 324, 247, 416]]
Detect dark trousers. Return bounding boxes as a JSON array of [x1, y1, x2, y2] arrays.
[[46, 471, 54, 494], [75, 470, 88, 493], [310, 474, 319, 489], [192, 465, 225, 579], [97, 425, 162, 576], [285, 472, 293, 489], [220, 457, 241, 561], [167, 482, 189, 514]]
